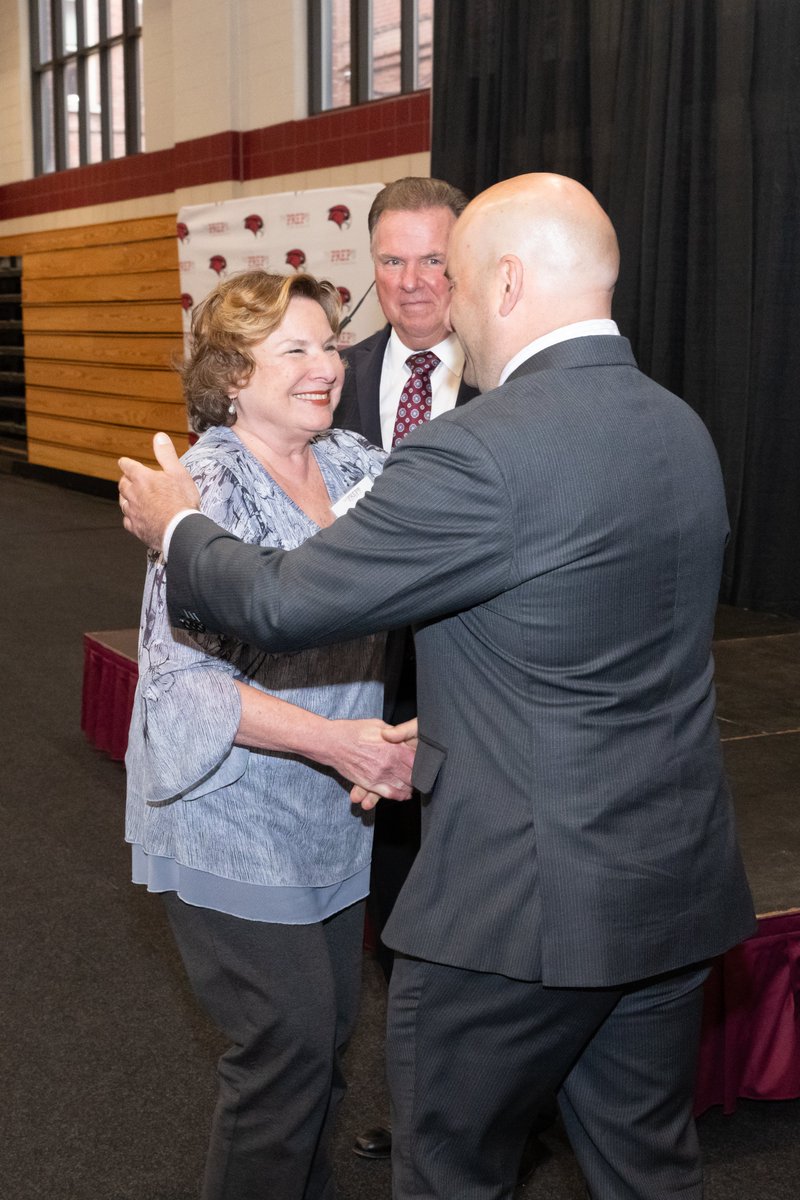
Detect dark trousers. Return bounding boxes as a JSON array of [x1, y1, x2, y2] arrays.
[[371, 628, 422, 982], [163, 893, 365, 1200], [368, 795, 421, 981], [387, 955, 709, 1200]]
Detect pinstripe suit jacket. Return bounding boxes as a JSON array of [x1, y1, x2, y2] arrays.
[[167, 335, 755, 987], [334, 325, 479, 723]]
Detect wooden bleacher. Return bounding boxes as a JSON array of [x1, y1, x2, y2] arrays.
[[0, 214, 189, 481]]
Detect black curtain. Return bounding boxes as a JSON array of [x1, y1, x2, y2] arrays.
[[431, 0, 800, 616]]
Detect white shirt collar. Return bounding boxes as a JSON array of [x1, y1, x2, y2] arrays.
[[387, 328, 465, 380], [498, 319, 620, 385]]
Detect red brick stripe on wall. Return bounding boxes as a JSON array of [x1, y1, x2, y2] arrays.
[[0, 92, 430, 222]]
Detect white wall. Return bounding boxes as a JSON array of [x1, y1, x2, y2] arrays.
[[0, 0, 430, 237], [140, 0, 175, 153], [0, 0, 308, 181], [238, 0, 307, 131], [144, 0, 306, 151], [0, 1, 33, 186]]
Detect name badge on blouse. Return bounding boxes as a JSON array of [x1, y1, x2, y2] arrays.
[[331, 475, 374, 518]]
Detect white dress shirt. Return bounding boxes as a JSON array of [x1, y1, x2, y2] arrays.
[[499, 319, 620, 385], [378, 329, 465, 452]]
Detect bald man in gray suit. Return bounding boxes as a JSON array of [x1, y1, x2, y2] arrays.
[[120, 173, 754, 1200]]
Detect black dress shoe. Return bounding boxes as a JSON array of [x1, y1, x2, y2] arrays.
[[353, 1124, 392, 1159]]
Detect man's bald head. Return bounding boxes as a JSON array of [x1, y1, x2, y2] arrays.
[[446, 174, 620, 391], [460, 173, 619, 296]]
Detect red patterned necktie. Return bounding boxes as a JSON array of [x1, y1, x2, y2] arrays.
[[392, 351, 440, 447]]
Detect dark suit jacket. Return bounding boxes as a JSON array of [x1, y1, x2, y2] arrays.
[[168, 335, 755, 988], [334, 325, 478, 721]]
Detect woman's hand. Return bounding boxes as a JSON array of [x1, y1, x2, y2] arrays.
[[348, 718, 419, 811], [320, 717, 416, 803], [234, 684, 417, 807]]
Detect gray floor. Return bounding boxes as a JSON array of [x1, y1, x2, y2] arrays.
[[2, 468, 799, 1199]]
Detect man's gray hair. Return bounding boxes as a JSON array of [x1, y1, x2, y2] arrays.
[[368, 177, 469, 241]]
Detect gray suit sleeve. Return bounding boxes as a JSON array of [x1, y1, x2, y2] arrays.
[[167, 419, 514, 652]]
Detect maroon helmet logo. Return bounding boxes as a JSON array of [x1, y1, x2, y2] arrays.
[[336, 286, 351, 308], [244, 213, 264, 237], [209, 254, 227, 276], [180, 293, 194, 312], [176, 221, 189, 243], [328, 204, 351, 229], [285, 248, 306, 271]]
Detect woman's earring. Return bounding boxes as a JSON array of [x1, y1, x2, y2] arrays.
[[228, 397, 237, 415]]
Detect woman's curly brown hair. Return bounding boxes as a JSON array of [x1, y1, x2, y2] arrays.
[[182, 271, 342, 433]]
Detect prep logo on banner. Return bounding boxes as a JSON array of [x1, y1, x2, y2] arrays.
[[177, 185, 385, 352]]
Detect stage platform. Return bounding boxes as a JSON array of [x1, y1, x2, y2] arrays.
[[713, 608, 800, 914], [693, 606, 800, 1113], [81, 628, 138, 762], [81, 605, 800, 1114]]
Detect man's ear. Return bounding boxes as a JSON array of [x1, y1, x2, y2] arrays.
[[499, 255, 523, 317]]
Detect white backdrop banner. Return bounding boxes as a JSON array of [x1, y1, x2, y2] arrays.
[[176, 184, 385, 351]]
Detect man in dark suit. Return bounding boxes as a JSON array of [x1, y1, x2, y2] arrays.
[[334, 176, 479, 1160], [336, 176, 476, 451], [119, 172, 755, 1200]]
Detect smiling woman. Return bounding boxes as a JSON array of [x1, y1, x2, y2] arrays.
[[123, 270, 415, 1198], [227, 295, 345, 527], [184, 273, 349, 529]]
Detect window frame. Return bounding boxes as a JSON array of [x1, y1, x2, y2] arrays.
[[29, 0, 143, 176], [308, 0, 429, 114]]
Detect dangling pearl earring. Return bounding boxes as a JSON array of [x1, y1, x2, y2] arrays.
[[228, 397, 237, 415]]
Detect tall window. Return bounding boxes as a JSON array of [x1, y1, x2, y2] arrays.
[[30, 0, 143, 175], [309, 0, 433, 113]]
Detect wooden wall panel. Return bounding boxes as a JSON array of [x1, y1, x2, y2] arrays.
[[0, 213, 187, 482], [24, 239, 176, 280], [23, 270, 181, 305], [0, 216, 177, 257], [25, 440, 189, 483], [26, 333, 183, 369], [27, 414, 190, 460], [26, 388, 190, 434], [23, 302, 181, 334], [26, 361, 182, 401]]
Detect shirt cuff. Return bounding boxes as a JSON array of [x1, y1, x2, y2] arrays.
[[163, 509, 203, 560]]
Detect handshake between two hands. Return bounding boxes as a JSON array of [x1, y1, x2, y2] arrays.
[[346, 717, 418, 812]]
